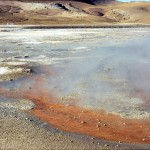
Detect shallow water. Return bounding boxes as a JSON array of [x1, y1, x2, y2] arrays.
[[0, 27, 150, 119]]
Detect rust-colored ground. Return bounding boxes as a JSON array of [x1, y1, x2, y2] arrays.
[[0, 75, 150, 144]]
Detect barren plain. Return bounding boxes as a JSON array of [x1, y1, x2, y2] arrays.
[[0, 0, 150, 149], [0, 0, 150, 26], [0, 26, 150, 149]]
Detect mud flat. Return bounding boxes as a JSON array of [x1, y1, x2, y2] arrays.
[[0, 26, 150, 149]]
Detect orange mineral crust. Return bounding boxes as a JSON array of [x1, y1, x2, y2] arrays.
[[0, 86, 150, 144]]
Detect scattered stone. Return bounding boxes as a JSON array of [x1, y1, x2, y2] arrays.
[[14, 56, 22, 58], [103, 123, 107, 126], [29, 119, 33, 122], [142, 139, 146, 141], [26, 69, 32, 73], [40, 122, 48, 127], [104, 144, 109, 147], [24, 55, 29, 58], [81, 121, 86, 124], [96, 125, 100, 128], [91, 137, 94, 140], [119, 141, 123, 144]]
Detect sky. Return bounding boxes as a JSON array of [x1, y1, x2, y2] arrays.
[[119, 0, 150, 2]]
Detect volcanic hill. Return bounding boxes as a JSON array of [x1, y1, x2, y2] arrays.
[[0, 0, 150, 25]]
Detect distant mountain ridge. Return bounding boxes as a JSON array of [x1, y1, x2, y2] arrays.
[[0, 0, 149, 25], [18, 0, 115, 5]]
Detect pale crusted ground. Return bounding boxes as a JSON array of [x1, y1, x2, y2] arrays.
[[0, 27, 150, 150], [0, 62, 32, 81]]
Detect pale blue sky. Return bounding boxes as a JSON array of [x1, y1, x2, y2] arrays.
[[119, 0, 150, 2]]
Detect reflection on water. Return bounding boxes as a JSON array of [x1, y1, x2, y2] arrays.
[[0, 28, 150, 119]]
